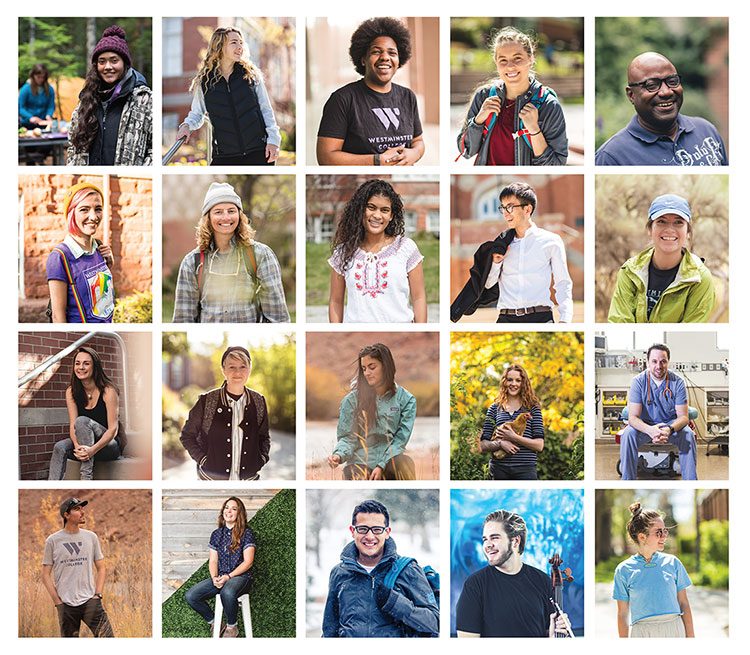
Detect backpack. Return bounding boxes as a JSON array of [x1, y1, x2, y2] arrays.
[[383, 556, 440, 607], [193, 244, 268, 322]]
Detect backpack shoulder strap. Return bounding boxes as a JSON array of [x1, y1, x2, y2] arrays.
[[383, 556, 416, 589], [195, 251, 205, 293], [52, 245, 87, 322], [240, 244, 259, 280]]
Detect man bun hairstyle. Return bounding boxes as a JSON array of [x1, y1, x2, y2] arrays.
[[349, 17, 412, 76], [352, 499, 390, 527], [484, 509, 527, 554]]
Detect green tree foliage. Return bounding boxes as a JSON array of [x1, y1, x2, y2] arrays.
[[450, 332, 584, 480], [595, 18, 727, 148], [162, 489, 296, 637], [113, 290, 152, 323], [595, 175, 728, 322]]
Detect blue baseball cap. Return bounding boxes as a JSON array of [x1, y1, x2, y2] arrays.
[[648, 194, 691, 222]]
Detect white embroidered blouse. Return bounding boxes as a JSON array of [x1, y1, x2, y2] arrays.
[[329, 236, 424, 323]]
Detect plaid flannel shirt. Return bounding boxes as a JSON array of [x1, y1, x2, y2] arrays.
[[172, 239, 290, 323]]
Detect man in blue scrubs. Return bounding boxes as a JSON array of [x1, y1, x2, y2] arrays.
[[620, 343, 697, 479]]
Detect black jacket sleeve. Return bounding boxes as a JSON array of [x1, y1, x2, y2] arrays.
[[179, 394, 207, 462]]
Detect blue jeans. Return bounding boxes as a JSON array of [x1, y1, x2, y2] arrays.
[[619, 425, 697, 480], [184, 576, 251, 625], [48, 417, 121, 480]]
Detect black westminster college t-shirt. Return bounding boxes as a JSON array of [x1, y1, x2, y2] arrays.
[[318, 79, 423, 155], [647, 258, 680, 318], [455, 564, 553, 637]]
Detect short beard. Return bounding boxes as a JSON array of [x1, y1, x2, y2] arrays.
[[488, 542, 514, 569]]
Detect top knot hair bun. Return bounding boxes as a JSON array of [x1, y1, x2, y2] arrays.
[[629, 502, 642, 517], [102, 25, 127, 39]]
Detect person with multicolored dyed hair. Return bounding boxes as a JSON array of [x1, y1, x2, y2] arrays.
[[46, 182, 114, 323]]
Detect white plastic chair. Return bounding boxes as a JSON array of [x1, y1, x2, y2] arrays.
[[212, 593, 252, 638]]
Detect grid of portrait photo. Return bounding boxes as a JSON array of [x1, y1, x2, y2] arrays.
[[12, 4, 741, 650]]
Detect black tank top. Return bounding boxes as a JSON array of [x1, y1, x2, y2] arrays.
[[76, 391, 109, 430]]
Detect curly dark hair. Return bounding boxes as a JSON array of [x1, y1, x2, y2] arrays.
[[330, 178, 405, 273], [349, 17, 412, 76]]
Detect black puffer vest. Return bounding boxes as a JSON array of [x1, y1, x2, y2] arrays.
[[201, 63, 266, 156]]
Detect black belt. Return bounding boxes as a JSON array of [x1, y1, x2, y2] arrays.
[[498, 305, 551, 317]]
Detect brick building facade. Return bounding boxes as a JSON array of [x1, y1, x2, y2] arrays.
[[18, 174, 153, 322], [18, 331, 151, 480]]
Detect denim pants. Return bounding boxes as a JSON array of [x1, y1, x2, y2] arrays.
[[48, 416, 120, 480], [489, 461, 539, 480], [619, 425, 698, 480], [185, 576, 251, 625], [56, 597, 114, 637]]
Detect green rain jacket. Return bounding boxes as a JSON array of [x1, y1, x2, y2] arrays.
[[334, 385, 416, 471], [608, 247, 715, 323]]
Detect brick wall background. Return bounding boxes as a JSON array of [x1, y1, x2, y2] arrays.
[[19, 174, 153, 320], [18, 331, 151, 480]]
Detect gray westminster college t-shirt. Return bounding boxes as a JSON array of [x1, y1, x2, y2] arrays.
[[42, 529, 103, 606]]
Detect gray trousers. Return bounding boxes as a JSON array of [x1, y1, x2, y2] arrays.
[[48, 417, 120, 480]]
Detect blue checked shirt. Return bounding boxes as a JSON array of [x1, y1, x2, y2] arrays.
[[172, 239, 290, 323]]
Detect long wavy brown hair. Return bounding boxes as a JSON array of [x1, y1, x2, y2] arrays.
[[189, 27, 258, 93], [68, 346, 119, 409], [218, 496, 249, 552], [196, 208, 256, 252], [29, 63, 51, 96], [493, 363, 540, 410], [353, 343, 397, 431]]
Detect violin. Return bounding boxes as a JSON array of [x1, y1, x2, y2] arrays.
[[549, 552, 575, 638]]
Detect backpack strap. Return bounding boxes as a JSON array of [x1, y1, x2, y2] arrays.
[[240, 244, 259, 280], [195, 251, 205, 294], [514, 86, 552, 149], [383, 556, 416, 589], [52, 245, 87, 322]]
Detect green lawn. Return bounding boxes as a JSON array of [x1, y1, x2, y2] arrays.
[[306, 234, 440, 306]]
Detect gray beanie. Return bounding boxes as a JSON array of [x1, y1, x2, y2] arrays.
[[202, 182, 243, 216]]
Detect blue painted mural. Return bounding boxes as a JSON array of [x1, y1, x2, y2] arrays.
[[450, 488, 584, 636]]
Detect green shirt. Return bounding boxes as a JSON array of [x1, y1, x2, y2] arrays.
[[334, 385, 416, 471]]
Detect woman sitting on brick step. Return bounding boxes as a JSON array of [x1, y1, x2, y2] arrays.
[[176, 27, 280, 166], [184, 496, 255, 638], [47, 182, 115, 323], [48, 346, 122, 480], [327, 343, 417, 480], [172, 182, 289, 323]]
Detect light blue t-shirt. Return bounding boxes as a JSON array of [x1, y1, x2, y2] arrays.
[[629, 369, 687, 426], [613, 552, 692, 625]]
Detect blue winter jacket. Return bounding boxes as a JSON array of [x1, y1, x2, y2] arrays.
[[322, 538, 439, 637]]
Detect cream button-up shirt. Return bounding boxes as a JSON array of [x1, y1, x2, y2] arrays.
[[226, 393, 246, 481], [484, 222, 573, 322]]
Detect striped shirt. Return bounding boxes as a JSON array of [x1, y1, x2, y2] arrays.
[[481, 404, 544, 467], [172, 239, 290, 323]]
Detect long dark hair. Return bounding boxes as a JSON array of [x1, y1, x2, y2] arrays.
[[29, 63, 50, 96], [353, 343, 397, 431], [218, 496, 248, 552], [68, 62, 129, 152], [331, 179, 405, 273], [69, 346, 119, 408]]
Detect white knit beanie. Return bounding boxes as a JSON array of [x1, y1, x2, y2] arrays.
[[202, 182, 243, 215]]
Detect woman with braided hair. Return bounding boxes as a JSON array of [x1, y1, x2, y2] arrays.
[[613, 502, 695, 637], [328, 179, 426, 323]]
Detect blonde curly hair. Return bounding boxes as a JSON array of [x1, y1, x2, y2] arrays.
[[196, 208, 256, 252], [189, 27, 259, 93]]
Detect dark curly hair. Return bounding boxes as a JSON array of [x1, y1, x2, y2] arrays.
[[330, 178, 405, 273], [349, 17, 412, 76]]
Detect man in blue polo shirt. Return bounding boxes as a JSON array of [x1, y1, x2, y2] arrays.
[[596, 52, 727, 166], [620, 343, 697, 480]]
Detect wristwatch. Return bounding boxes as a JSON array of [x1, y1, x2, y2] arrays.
[[667, 425, 675, 435], [94, 593, 103, 599], [373, 153, 381, 166]]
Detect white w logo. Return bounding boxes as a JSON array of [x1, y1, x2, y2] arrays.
[[372, 108, 401, 130], [63, 542, 82, 556]]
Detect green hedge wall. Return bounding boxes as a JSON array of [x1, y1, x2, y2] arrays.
[[162, 489, 296, 637]]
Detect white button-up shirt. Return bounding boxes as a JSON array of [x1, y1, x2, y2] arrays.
[[484, 222, 573, 322], [227, 393, 246, 481]]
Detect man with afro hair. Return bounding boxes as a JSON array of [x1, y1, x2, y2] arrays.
[[317, 17, 425, 166]]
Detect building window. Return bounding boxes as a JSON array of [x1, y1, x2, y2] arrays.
[[477, 189, 501, 221], [426, 209, 440, 233], [163, 18, 183, 77], [404, 210, 417, 235]]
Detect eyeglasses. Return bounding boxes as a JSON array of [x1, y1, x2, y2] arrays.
[[352, 526, 387, 535], [500, 203, 529, 214], [628, 74, 681, 93], [649, 528, 670, 538]]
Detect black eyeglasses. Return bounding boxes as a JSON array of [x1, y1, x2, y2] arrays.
[[628, 74, 681, 93], [352, 526, 387, 535], [500, 203, 529, 214]]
